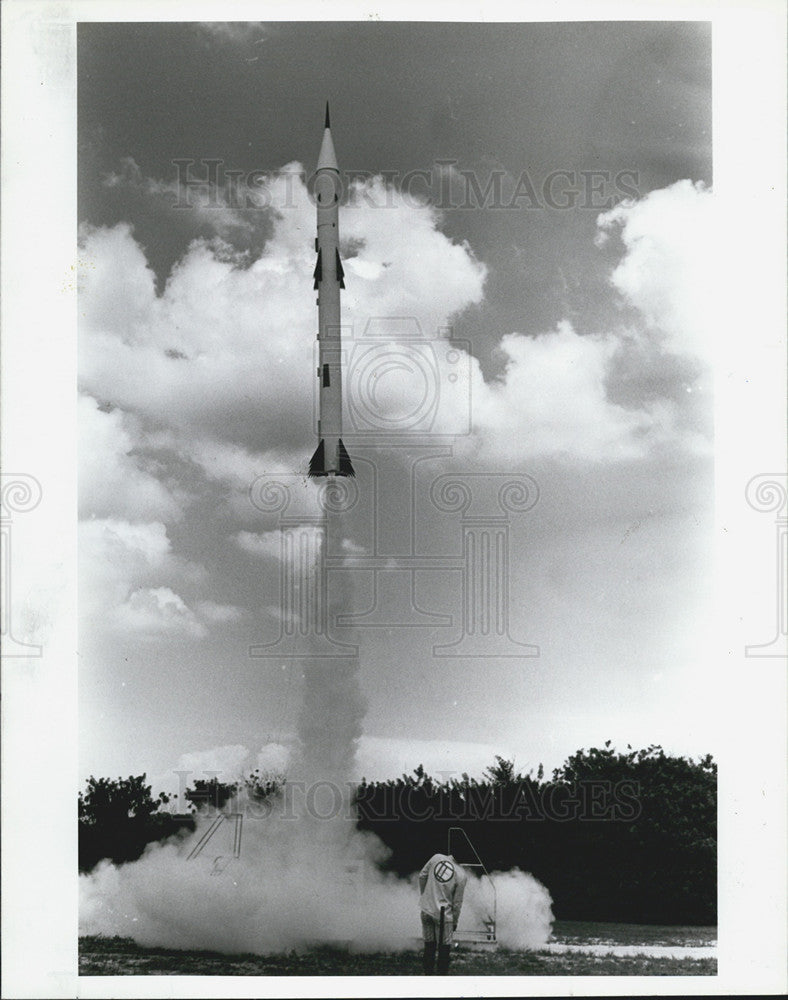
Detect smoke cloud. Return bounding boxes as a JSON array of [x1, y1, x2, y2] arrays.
[[80, 805, 553, 954]]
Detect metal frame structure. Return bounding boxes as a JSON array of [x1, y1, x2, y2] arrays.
[[448, 827, 497, 946], [186, 812, 243, 875]]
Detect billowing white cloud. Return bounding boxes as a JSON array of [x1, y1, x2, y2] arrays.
[[459, 180, 715, 463], [236, 522, 326, 566], [171, 742, 251, 777], [597, 179, 714, 363], [78, 222, 157, 340], [79, 518, 207, 644], [342, 175, 487, 337], [78, 168, 485, 468], [79, 394, 184, 522], [194, 600, 245, 623], [113, 586, 207, 640], [146, 430, 297, 492], [255, 742, 290, 775], [79, 519, 175, 608], [150, 742, 288, 801], [151, 744, 254, 799], [466, 322, 661, 463], [235, 529, 287, 560], [80, 169, 712, 494]]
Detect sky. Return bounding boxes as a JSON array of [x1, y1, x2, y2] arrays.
[[75, 19, 719, 793]]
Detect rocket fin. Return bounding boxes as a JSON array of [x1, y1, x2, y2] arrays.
[[335, 248, 345, 289], [313, 249, 322, 289], [308, 440, 327, 477], [338, 439, 355, 477]]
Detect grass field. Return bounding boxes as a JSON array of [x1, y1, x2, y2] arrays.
[[79, 922, 717, 976]]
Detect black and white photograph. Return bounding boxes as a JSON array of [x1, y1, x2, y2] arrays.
[[1, 2, 786, 996]]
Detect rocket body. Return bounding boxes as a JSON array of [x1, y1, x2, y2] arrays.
[[309, 105, 354, 478]]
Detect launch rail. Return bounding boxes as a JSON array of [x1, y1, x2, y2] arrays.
[[448, 826, 497, 945]]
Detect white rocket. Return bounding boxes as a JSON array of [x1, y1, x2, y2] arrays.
[[309, 103, 355, 478]]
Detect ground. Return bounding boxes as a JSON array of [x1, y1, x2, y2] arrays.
[[79, 921, 717, 976]]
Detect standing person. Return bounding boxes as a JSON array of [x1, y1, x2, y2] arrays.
[[418, 852, 467, 974]]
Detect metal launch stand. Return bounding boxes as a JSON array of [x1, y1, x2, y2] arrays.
[[448, 827, 498, 949], [186, 811, 243, 875]]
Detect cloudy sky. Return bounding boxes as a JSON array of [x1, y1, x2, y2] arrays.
[[76, 20, 718, 791]]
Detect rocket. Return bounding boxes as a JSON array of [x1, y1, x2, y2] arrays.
[[308, 103, 355, 478]]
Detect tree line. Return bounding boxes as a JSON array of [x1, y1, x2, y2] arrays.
[[356, 745, 716, 924], [78, 743, 716, 924]]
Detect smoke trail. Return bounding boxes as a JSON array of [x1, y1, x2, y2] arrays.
[[287, 501, 365, 784]]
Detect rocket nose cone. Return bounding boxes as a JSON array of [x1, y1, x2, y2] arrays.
[[317, 124, 339, 172]]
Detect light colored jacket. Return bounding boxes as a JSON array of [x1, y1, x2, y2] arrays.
[[418, 853, 467, 922]]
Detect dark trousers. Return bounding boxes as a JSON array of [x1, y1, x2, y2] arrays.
[[422, 942, 452, 974], [422, 906, 452, 974]]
